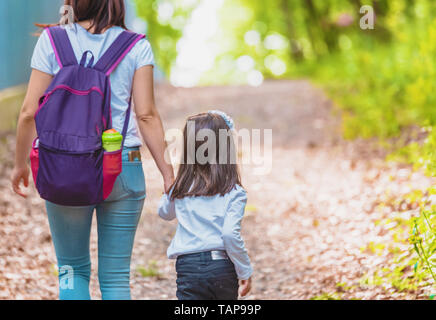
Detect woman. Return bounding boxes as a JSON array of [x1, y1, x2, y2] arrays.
[[10, 0, 174, 300]]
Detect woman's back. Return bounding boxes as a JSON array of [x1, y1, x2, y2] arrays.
[[31, 23, 154, 147]]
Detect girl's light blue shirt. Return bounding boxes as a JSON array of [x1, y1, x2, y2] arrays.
[[158, 185, 253, 280], [30, 23, 155, 147]]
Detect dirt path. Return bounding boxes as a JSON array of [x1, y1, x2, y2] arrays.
[[0, 80, 433, 299]]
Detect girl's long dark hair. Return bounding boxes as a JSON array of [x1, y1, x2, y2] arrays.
[[170, 113, 242, 200], [36, 0, 127, 34]]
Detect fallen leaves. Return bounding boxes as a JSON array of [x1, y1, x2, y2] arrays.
[[0, 81, 434, 299]]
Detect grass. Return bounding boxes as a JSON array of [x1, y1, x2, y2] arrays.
[[0, 85, 26, 133], [136, 260, 161, 278]]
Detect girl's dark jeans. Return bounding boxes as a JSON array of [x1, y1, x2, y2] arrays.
[[176, 251, 239, 300]]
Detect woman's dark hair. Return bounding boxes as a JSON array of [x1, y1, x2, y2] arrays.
[[36, 0, 127, 34], [170, 113, 242, 200]]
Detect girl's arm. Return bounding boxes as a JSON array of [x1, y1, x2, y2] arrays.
[[132, 65, 174, 192], [222, 187, 253, 282], [11, 69, 53, 198]]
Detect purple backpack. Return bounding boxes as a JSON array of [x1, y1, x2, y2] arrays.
[[29, 26, 145, 206]]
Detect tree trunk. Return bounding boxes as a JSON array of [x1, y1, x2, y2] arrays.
[[304, 0, 324, 57], [281, 0, 303, 61]]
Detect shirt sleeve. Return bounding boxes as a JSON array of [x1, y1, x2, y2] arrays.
[[30, 29, 56, 75], [222, 187, 253, 280], [134, 38, 155, 70], [158, 193, 176, 221]]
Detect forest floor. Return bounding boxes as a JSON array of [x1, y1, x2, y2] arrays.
[[0, 80, 434, 299]]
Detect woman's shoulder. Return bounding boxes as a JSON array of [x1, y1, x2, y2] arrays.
[[126, 32, 154, 69], [130, 35, 153, 54], [31, 28, 56, 75], [35, 28, 51, 45]]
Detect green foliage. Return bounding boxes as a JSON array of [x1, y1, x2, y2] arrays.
[[133, 2, 436, 179], [409, 189, 436, 284], [311, 292, 343, 300], [388, 128, 436, 177], [134, 0, 199, 76], [359, 187, 436, 296], [297, 1, 436, 177], [0, 85, 25, 132], [136, 260, 161, 278], [50, 264, 59, 277]]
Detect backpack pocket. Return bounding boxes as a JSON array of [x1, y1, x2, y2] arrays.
[[103, 150, 122, 199], [35, 85, 105, 153], [36, 144, 104, 206], [29, 138, 40, 185]]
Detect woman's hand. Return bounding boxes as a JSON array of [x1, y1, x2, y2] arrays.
[[238, 277, 252, 297], [11, 165, 30, 198]]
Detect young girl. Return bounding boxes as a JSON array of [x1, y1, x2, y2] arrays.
[[158, 110, 253, 300]]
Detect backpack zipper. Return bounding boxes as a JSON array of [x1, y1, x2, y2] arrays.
[[35, 85, 104, 118], [39, 141, 101, 156]]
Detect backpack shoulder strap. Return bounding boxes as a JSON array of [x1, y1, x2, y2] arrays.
[[120, 97, 133, 149], [94, 31, 145, 146], [45, 26, 77, 68], [94, 31, 146, 76]]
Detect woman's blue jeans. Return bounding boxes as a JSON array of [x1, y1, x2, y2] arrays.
[[45, 147, 145, 300]]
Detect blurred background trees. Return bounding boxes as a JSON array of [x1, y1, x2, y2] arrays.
[[135, 0, 435, 177]]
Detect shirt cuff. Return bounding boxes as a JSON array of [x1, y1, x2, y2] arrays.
[[31, 64, 55, 76], [136, 62, 154, 70], [237, 267, 253, 280]]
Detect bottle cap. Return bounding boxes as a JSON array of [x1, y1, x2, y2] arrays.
[[102, 129, 123, 152]]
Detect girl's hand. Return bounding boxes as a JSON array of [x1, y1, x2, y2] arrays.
[[238, 277, 252, 297], [11, 165, 30, 198]]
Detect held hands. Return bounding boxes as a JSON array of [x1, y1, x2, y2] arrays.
[[11, 165, 30, 198], [238, 277, 252, 297]]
